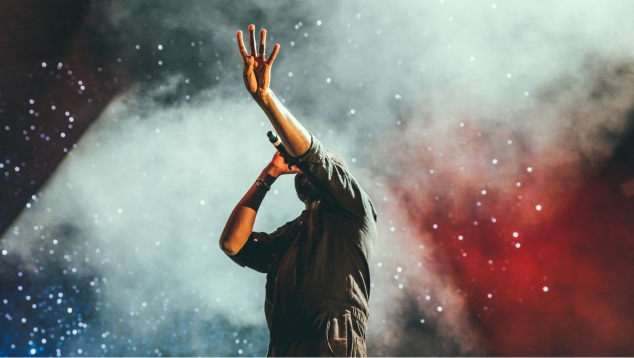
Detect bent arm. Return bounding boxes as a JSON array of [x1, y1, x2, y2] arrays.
[[219, 172, 276, 255]]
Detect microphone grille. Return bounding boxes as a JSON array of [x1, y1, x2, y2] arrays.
[[267, 131, 278, 143]]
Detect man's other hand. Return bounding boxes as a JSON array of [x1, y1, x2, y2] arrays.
[[262, 151, 301, 179], [237, 24, 280, 98]]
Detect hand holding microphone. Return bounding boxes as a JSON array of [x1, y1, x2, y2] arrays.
[[267, 131, 299, 170]]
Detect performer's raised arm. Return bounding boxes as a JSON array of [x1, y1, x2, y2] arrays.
[[236, 25, 377, 220], [237, 24, 311, 157], [218, 151, 299, 255]]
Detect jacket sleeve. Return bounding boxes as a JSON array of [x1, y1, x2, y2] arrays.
[[294, 134, 377, 221], [226, 222, 290, 273]]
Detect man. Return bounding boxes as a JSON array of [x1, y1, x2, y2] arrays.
[[219, 24, 377, 357]]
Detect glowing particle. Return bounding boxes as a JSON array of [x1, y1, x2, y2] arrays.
[[524, 91, 530, 96], [357, 13, 361, 18], [536, 205, 542, 211], [317, 20, 322, 26], [462, 252, 467, 257], [543, 286, 549, 292], [290, 41, 295, 46], [508, 140, 512, 144], [507, 73, 512, 78], [398, 284, 403, 289], [142, 302, 147, 307], [288, 72, 293, 77], [515, 243, 521, 248], [158, 61, 163, 65], [136, 45, 140, 49], [481, 190, 487, 195], [491, 217, 497, 223], [118, 209, 122, 214], [31, 349, 36, 355], [67, 308, 72, 313], [377, 262, 382, 267], [326, 78, 331, 83], [470, 56, 475, 61], [158, 44, 163, 50], [200, 200, 205, 205], [425, 295, 430, 300], [492, 159, 498, 164], [350, 109, 355, 114], [155, 241, 160, 246], [419, 244, 424, 249], [527, 167, 533, 172], [42, 62, 47, 68], [516, 182, 521, 187], [429, 169, 434, 174], [487, 293, 492, 298], [458, 235, 463, 240], [390, 227, 395, 232], [397, 267, 402, 272], [460, 122, 464, 127], [420, 319, 425, 323], [492, 3, 497, 9], [513, 232, 519, 238], [394, 275, 399, 279], [238, 349, 243, 354], [488, 260, 493, 264], [433, 224, 438, 229], [2, 250, 6, 255], [437, 306, 443, 312]]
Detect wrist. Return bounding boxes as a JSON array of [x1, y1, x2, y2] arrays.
[[260, 168, 280, 184], [254, 88, 274, 106]]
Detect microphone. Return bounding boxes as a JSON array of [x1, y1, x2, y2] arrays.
[[267, 131, 298, 169]]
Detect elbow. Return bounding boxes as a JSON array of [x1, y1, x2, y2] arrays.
[[219, 237, 240, 256]]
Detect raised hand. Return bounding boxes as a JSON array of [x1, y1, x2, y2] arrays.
[[237, 24, 280, 98]]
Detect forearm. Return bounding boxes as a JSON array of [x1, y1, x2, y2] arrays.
[[256, 90, 311, 157], [219, 172, 277, 255]]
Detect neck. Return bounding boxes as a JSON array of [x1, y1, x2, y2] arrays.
[[304, 200, 320, 210]]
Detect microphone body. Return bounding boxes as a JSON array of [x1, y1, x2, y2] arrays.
[[267, 131, 299, 168]]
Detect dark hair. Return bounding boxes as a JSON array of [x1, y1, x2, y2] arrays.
[[324, 148, 349, 170]]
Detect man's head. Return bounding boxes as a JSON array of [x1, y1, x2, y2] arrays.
[[294, 148, 348, 204]]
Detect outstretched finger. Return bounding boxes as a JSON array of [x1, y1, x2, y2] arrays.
[[236, 31, 248, 59], [248, 24, 257, 57], [259, 29, 267, 58], [266, 44, 280, 65]]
